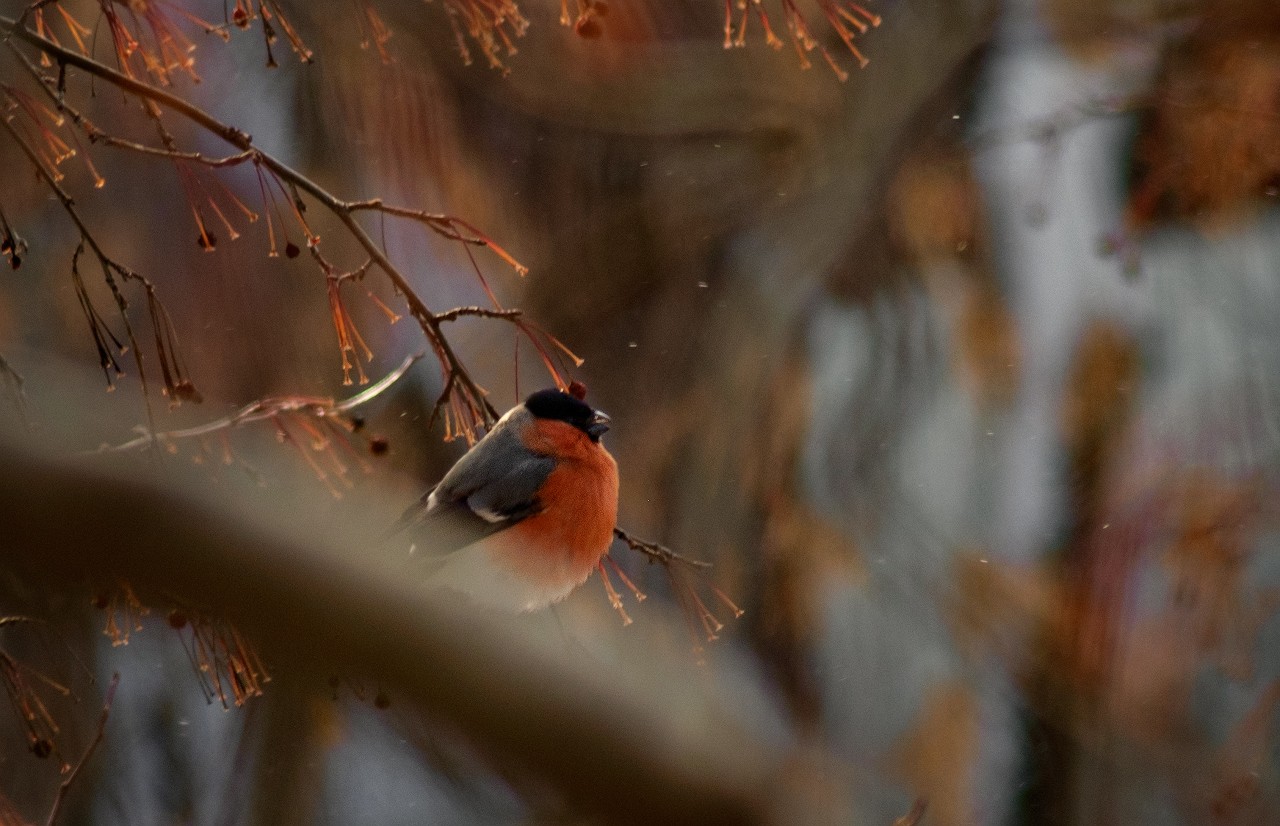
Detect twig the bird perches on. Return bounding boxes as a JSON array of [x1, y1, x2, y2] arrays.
[[613, 527, 711, 569]]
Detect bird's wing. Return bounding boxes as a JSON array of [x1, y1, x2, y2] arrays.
[[390, 419, 554, 554], [434, 424, 554, 525]]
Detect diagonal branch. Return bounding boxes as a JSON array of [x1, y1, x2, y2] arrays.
[[347, 201, 527, 276], [0, 441, 813, 825], [2, 14, 504, 428], [433, 306, 523, 324], [98, 353, 423, 453]]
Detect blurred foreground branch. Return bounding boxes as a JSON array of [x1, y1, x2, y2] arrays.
[[0, 438, 825, 825]]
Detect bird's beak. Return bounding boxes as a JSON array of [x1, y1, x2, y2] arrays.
[[587, 410, 611, 440]]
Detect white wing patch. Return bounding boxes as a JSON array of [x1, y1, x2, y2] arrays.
[[468, 501, 509, 523]]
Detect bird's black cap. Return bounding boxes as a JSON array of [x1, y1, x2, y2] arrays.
[[524, 388, 610, 441]]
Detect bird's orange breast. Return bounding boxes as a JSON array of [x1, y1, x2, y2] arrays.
[[492, 420, 619, 590]]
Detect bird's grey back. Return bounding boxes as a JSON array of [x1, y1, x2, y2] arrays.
[[431, 406, 554, 526]]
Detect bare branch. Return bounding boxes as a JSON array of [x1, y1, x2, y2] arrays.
[[0, 113, 164, 445], [613, 526, 712, 569], [335, 352, 424, 412], [0, 352, 27, 426], [97, 353, 423, 453], [3, 15, 249, 144], [347, 201, 528, 276], [44, 673, 119, 826], [86, 134, 258, 168], [434, 306, 523, 324], [611, 527, 746, 656], [0, 202, 26, 268], [1, 13, 511, 433], [0, 442, 817, 825]]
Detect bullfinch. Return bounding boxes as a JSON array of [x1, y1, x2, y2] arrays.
[[395, 388, 619, 612]]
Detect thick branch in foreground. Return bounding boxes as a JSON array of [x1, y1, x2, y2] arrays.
[[0, 439, 831, 825]]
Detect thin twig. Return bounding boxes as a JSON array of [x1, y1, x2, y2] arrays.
[[86, 134, 257, 168], [44, 672, 119, 826], [613, 526, 712, 569], [0, 202, 26, 265], [0, 112, 162, 441], [434, 306, 523, 324], [611, 528, 748, 652], [97, 353, 423, 453], [347, 201, 527, 276], [0, 352, 28, 427], [334, 352, 423, 412], [3, 0, 58, 43]]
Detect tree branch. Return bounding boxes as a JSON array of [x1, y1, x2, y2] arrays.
[[1, 13, 506, 429], [44, 673, 119, 826], [613, 526, 712, 569], [0, 440, 825, 825], [433, 306, 523, 324], [96, 353, 422, 453]]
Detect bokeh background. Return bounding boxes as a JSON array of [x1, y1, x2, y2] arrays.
[[1, 0, 1279, 823]]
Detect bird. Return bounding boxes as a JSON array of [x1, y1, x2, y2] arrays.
[[393, 387, 619, 613]]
